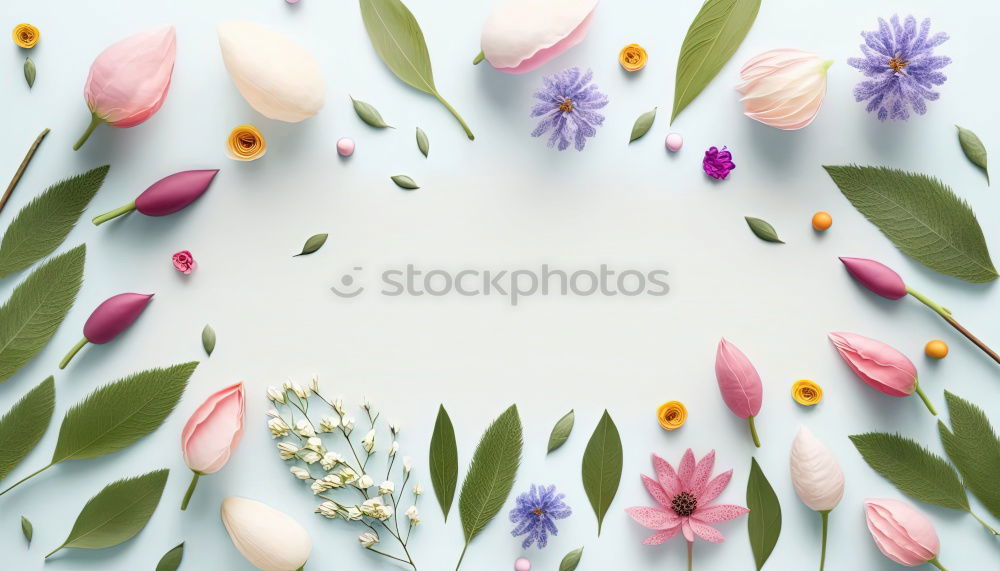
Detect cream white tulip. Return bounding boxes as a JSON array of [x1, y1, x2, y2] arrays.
[[480, 0, 597, 74], [221, 497, 312, 571], [790, 425, 845, 512]]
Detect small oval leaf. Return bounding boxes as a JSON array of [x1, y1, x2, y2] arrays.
[[351, 96, 392, 128], [295, 233, 328, 257], [747, 457, 781, 570], [559, 546, 584, 571], [21, 516, 33, 545], [582, 410, 623, 536], [23, 57, 35, 88], [416, 127, 430, 157], [629, 107, 657, 143], [156, 542, 184, 571], [391, 175, 419, 190], [744, 216, 784, 244], [957, 125, 989, 184], [201, 324, 216, 357], [547, 409, 575, 454]]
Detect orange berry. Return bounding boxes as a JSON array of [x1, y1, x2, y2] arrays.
[[812, 211, 833, 231], [925, 340, 949, 359]]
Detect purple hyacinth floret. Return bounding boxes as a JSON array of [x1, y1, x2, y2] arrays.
[[703, 146, 735, 180], [531, 67, 607, 151], [847, 15, 951, 121], [509, 484, 571, 549]]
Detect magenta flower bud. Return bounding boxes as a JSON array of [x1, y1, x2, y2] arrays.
[[715, 338, 764, 447], [839, 257, 907, 300], [828, 331, 937, 415], [864, 498, 943, 568], [92, 170, 219, 225], [60, 293, 154, 369]]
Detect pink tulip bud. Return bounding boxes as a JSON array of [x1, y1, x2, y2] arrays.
[[839, 257, 907, 300], [59, 293, 154, 369], [180, 382, 245, 510], [737, 49, 833, 130], [74, 26, 176, 150], [92, 170, 219, 226], [828, 332, 937, 414], [715, 338, 764, 447], [864, 498, 943, 568]]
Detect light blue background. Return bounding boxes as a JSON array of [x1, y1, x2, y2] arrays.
[[1, 0, 998, 569]]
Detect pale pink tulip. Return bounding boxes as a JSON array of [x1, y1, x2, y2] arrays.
[[864, 498, 945, 568], [737, 49, 832, 130], [180, 382, 245, 510], [74, 26, 176, 150], [714, 338, 764, 447], [828, 332, 937, 415], [479, 0, 597, 74]]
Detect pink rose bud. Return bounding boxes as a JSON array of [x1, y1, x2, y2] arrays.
[[92, 169, 219, 226], [715, 338, 764, 447], [59, 293, 154, 369], [864, 498, 944, 568], [828, 332, 937, 415], [172, 250, 197, 274], [74, 26, 176, 151], [839, 257, 907, 300], [180, 382, 245, 510]]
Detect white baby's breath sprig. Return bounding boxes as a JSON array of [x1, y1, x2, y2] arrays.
[[277, 442, 298, 460], [362, 429, 376, 454], [290, 466, 311, 480], [267, 385, 286, 404], [268, 417, 291, 438], [359, 531, 379, 548]]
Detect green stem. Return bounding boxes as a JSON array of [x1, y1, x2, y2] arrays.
[[59, 337, 89, 369], [968, 509, 1000, 535], [0, 463, 53, 497], [180, 472, 200, 511], [928, 557, 948, 570], [747, 416, 761, 448], [472, 50, 484, 65], [819, 510, 830, 571], [687, 540, 693, 571], [296, 567, 305, 571], [433, 92, 474, 140], [455, 542, 469, 571], [92, 200, 136, 226], [913, 380, 938, 416], [73, 113, 103, 151], [0, 127, 49, 215], [906, 286, 1000, 366]]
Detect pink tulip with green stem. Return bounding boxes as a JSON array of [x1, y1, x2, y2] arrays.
[[828, 332, 937, 415], [92, 169, 218, 226], [714, 338, 764, 447], [59, 293, 154, 369], [180, 382, 245, 510]]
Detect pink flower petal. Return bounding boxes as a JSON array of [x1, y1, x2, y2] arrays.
[[693, 504, 749, 523], [653, 454, 682, 497], [699, 470, 733, 505], [690, 519, 725, 543], [181, 382, 245, 474], [643, 526, 681, 545], [690, 450, 716, 496], [642, 474, 671, 509], [626, 506, 678, 530], [681, 519, 694, 542], [678, 449, 696, 490]]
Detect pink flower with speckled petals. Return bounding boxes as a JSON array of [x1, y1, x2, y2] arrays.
[[626, 450, 748, 566], [172, 250, 196, 274]]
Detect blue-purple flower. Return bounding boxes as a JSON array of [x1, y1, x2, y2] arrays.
[[509, 484, 571, 549], [703, 146, 735, 180], [848, 15, 950, 121], [531, 67, 607, 151]]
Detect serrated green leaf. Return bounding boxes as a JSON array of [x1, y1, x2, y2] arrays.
[[850, 432, 968, 510], [938, 391, 1000, 520], [457, 405, 522, 557], [0, 377, 55, 482], [51, 362, 198, 464], [156, 542, 184, 571], [582, 410, 623, 535], [201, 324, 216, 357], [824, 165, 998, 283], [0, 166, 108, 278], [294, 233, 328, 257], [416, 127, 430, 157], [559, 546, 584, 571], [547, 409, 575, 454], [23, 57, 35, 89], [957, 126, 989, 184], [672, 0, 761, 123], [0, 244, 86, 383], [629, 108, 657, 143], [430, 405, 458, 521], [350, 96, 392, 128], [747, 457, 781, 570], [391, 175, 419, 190], [47, 469, 169, 557], [21, 515, 32, 545], [745, 216, 784, 244]]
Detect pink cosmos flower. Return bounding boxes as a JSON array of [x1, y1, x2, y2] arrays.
[[172, 250, 196, 274]]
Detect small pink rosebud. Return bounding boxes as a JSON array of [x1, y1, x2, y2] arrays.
[[828, 332, 937, 414], [92, 170, 219, 226], [60, 293, 154, 369], [715, 338, 764, 446], [839, 257, 907, 300], [180, 382, 246, 510], [172, 250, 197, 274], [864, 498, 943, 568]]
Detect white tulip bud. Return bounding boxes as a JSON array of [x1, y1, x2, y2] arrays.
[[266, 386, 286, 404], [790, 425, 845, 512], [290, 466, 311, 480], [277, 442, 299, 460], [318, 416, 338, 433], [221, 497, 312, 571], [359, 531, 379, 548], [379, 480, 395, 495], [362, 429, 376, 454]]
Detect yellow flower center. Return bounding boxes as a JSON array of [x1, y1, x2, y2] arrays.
[[558, 98, 574, 113], [888, 56, 908, 73], [533, 508, 544, 515]]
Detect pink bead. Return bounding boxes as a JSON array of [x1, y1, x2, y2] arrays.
[[665, 132, 683, 152], [514, 558, 531, 571], [337, 137, 355, 157], [286, 0, 300, 4]]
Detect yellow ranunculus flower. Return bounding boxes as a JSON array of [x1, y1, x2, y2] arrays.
[[12, 24, 39, 49], [619, 44, 647, 72], [792, 380, 823, 406], [227, 125, 267, 161], [657, 400, 687, 430]]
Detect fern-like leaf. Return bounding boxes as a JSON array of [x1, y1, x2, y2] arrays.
[[0, 377, 55, 482], [938, 391, 1000, 520]]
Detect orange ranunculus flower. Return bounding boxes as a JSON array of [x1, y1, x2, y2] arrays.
[[656, 400, 687, 430], [619, 44, 647, 72], [12, 24, 39, 49], [792, 380, 823, 406], [227, 125, 266, 161]]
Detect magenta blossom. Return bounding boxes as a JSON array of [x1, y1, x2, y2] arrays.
[[173, 250, 196, 274], [59, 293, 154, 369], [703, 146, 735, 179], [92, 169, 219, 226]]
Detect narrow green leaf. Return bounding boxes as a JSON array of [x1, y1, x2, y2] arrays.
[[629, 108, 657, 143], [416, 127, 430, 157], [0, 245, 86, 383], [458, 405, 522, 546], [156, 542, 184, 571], [350, 96, 392, 128], [938, 391, 1000, 520], [745, 216, 784, 244], [201, 324, 216, 357], [559, 546, 584, 571], [21, 515, 32, 545], [0, 377, 55, 482], [391, 175, 419, 190], [547, 409, 575, 454], [957, 126, 989, 184], [672, 0, 761, 123], [429, 405, 459, 521], [850, 432, 969, 510], [746, 457, 781, 570], [51, 362, 198, 464], [48, 469, 169, 557], [825, 165, 998, 282], [23, 57, 35, 88], [294, 233, 328, 256], [0, 166, 108, 278], [582, 410, 623, 535]]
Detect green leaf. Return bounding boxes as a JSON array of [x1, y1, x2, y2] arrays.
[[294, 233, 328, 256], [671, 0, 761, 123], [745, 216, 784, 244], [416, 127, 430, 157], [850, 432, 969, 510], [824, 165, 998, 283], [957, 126, 989, 184], [358, 0, 474, 139], [0, 245, 86, 383], [0, 166, 108, 278], [429, 405, 458, 521], [391, 175, 419, 190], [582, 410, 623, 535], [48, 469, 169, 557], [23, 57, 35, 89], [458, 405, 522, 547], [350, 96, 392, 128], [629, 108, 657, 143], [156, 542, 184, 571], [201, 324, 216, 357], [559, 547, 584, 571], [746, 457, 781, 570], [21, 515, 32, 545], [938, 391, 1000, 520], [51, 362, 198, 464], [547, 409, 575, 454], [0, 377, 55, 482]]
